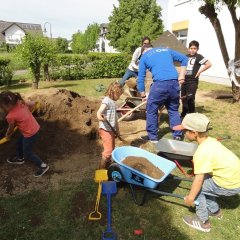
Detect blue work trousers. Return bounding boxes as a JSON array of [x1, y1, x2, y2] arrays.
[[146, 80, 182, 140], [196, 176, 240, 222], [119, 68, 138, 87], [16, 132, 43, 168]]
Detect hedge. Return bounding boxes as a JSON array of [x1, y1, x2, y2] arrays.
[[49, 52, 131, 80]]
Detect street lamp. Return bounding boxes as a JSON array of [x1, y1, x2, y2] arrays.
[[43, 22, 52, 39]]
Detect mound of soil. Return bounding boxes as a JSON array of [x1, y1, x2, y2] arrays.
[[122, 156, 164, 179], [0, 88, 102, 195]]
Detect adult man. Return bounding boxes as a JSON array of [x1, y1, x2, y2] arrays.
[[137, 45, 188, 142]]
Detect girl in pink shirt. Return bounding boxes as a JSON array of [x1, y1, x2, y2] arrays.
[[0, 91, 49, 177]]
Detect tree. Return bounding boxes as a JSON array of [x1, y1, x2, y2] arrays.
[[71, 23, 100, 53], [198, 0, 240, 102], [17, 34, 56, 89], [84, 23, 100, 51], [55, 37, 69, 53], [71, 31, 88, 53], [108, 0, 163, 52]]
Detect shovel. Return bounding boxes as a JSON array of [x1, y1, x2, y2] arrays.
[[102, 116, 128, 143], [89, 170, 108, 220]]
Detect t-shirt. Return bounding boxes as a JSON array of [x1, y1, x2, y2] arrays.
[[137, 47, 188, 92], [128, 47, 142, 72], [6, 102, 40, 138], [185, 53, 208, 82], [193, 137, 240, 189], [99, 96, 117, 131]]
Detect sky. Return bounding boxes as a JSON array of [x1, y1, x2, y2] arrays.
[[0, 0, 119, 40], [0, 0, 168, 40]]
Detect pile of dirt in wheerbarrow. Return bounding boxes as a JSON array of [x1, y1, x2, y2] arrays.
[[0, 88, 103, 195]]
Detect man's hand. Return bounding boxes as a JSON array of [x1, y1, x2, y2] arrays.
[[98, 114, 106, 122], [184, 195, 195, 206], [140, 92, 147, 101], [178, 78, 185, 85]]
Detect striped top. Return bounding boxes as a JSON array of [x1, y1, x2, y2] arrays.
[[99, 96, 117, 131]]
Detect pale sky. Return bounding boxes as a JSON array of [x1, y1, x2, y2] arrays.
[[0, 0, 167, 40], [0, 0, 119, 40]]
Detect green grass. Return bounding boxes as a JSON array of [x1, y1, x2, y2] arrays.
[[0, 79, 240, 239]]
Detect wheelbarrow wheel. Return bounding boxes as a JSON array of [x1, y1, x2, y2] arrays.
[[108, 163, 124, 187], [117, 103, 136, 121]]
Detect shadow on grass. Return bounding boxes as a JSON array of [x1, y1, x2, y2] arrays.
[[40, 83, 80, 89], [0, 82, 32, 91]]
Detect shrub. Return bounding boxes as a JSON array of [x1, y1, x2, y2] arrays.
[[0, 57, 13, 86]]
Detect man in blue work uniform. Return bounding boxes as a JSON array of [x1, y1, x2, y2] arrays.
[[138, 45, 188, 142]]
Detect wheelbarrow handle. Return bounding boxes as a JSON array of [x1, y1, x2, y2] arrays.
[[147, 189, 199, 205]]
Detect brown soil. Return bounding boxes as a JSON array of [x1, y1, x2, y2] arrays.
[[0, 87, 218, 197], [122, 156, 164, 179], [0, 88, 102, 196]]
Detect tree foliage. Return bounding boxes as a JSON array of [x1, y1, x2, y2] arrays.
[[71, 23, 100, 53], [55, 37, 69, 53], [16, 34, 56, 89], [198, 0, 240, 102], [108, 0, 163, 52]]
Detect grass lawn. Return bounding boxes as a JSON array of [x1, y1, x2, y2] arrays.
[[0, 79, 240, 240]]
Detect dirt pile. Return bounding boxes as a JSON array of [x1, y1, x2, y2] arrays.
[[122, 156, 164, 179], [0, 88, 103, 195]]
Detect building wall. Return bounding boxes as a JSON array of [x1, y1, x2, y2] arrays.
[[5, 25, 25, 44], [158, 0, 238, 82]]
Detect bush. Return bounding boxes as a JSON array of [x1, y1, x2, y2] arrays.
[[0, 57, 13, 86], [50, 52, 131, 80]]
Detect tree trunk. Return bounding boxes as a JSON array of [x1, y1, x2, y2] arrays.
[[31, 64, 41, 89], [199, 3, 240, 102], [43, 63, 50, 81]]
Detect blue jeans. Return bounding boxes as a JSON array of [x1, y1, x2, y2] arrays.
[[16, 132, 43, 168], [146, 80, 182, 140], [119, 68, 138, 87], [196, 176, 240, 222]]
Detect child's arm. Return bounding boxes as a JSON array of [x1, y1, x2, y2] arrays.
[[97, 104, 107, 121], [184, 174, 205, 206], [195, 60, 212, 78], [5, 123, 15, 138], [26, 100, 36, 112]]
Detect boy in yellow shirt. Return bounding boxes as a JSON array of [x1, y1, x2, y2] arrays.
[[174, 113, 240, 232]]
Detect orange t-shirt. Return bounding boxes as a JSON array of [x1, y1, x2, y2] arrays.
[[6, 102, 40, 138]]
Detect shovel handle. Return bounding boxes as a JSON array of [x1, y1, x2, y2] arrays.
[[117, 101, 146, 122], [89, 182, 102, 220]]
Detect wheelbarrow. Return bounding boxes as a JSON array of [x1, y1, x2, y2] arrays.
[[156, 138, 198, 177], [117, 97, 165, 122], [108, 146, 200, 206], [155, 137, 231, 177]]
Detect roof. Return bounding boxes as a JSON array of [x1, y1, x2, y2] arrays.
[[0, 20, 42, 42], [151, 30, 188, 54]]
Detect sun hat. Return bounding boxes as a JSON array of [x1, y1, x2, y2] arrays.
[[173, 113, 211, 132]]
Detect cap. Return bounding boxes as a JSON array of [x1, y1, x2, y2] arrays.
[[173, 113, 210, 132]]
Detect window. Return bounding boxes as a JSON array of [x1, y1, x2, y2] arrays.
[[173, 29, 188, 46]]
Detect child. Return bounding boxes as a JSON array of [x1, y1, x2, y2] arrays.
[[181, 40, 212, 118], [0, 91, 49, 177], [97, 81, 123, 169], [173, 113, 240, 232]]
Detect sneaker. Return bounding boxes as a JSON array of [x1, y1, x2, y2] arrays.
[[208, 209, 223, 220], [141, 135, 158, 142], [34, 165, 49, 178], [182, 216, 211, 232], [7, 156, 25, 165]]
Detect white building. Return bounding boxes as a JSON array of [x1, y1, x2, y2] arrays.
[[95, 23, 119, 53], [158, 0, 240, 85], [0, 20, 42, 45]]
